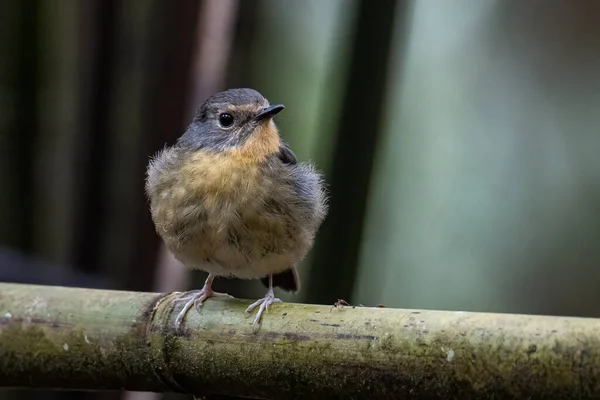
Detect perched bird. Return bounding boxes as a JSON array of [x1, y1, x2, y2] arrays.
[[145, 88, 328, 328]]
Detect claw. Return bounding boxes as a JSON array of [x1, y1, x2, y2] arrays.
[[245, 276, 282, 330], [170, 274, 232, 327]]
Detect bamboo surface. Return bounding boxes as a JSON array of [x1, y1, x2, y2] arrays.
[[1, 282, 600, 399]]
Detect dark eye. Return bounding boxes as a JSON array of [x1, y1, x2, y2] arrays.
[[218, 113, 234, 127]]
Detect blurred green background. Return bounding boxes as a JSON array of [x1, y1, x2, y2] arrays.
[[1, 0, 600, 399]]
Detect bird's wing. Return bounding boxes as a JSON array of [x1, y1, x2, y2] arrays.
[[264, 141, 301, 293], [277, 140, 297, 165]]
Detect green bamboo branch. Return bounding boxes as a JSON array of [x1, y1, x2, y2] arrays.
[[1, 282, 599, 399]]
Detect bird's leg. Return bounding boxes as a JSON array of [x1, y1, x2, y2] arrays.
[[245, 274, 282, 329], [171, 274, 233, 327]]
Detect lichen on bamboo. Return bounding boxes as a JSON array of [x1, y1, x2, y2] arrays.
[[1, 283, 600, 399]]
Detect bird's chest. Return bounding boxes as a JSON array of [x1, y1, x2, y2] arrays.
[[151, 153, 300, 275], [160, 154, 274, 233]]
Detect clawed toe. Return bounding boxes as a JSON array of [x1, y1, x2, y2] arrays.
[[245, 291, 282, 328], [171, 287, 232, 327], [171, 292, 195, 305], [212, 292, 234, 298]]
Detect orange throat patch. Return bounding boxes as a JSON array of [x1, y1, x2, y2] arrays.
[[228, 120, 280, 163]]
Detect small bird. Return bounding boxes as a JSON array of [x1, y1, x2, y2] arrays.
[[145, 88, 328, 329]]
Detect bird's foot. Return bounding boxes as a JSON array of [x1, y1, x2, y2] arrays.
[[172, 286, 233, 327], [245, 288, 282, 330], [151, 291, 184, 315]]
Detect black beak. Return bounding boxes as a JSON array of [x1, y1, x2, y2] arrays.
[[255, 104, 285, 120]]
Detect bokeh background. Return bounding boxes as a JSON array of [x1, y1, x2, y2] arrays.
[[1, 0, 600, 399]]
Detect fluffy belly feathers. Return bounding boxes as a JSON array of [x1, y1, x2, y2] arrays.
[[148, 149, 311, 279]]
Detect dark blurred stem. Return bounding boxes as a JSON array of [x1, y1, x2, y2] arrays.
[[7, 0, 39, 253], [306, 0, 410, 304], [71, 0, 117, 274]]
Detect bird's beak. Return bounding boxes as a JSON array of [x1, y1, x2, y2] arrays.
[[255, 104, 285, 121]]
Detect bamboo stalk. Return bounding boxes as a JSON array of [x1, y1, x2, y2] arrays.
[[0, 283, 599, 399]]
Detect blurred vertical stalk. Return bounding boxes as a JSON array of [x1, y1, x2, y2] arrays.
[[0, 0, 38, 254], [306, 0, 407, 304], [225, 0, 260, 89], [95, 0, 159, 290], [32, 0, 80, 267], [70, 0, 119, 276]]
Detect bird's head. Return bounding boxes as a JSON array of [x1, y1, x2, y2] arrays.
[[178, 88, 285, 160]]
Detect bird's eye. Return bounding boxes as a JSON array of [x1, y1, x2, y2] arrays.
[[218, 113, 234, 127]]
